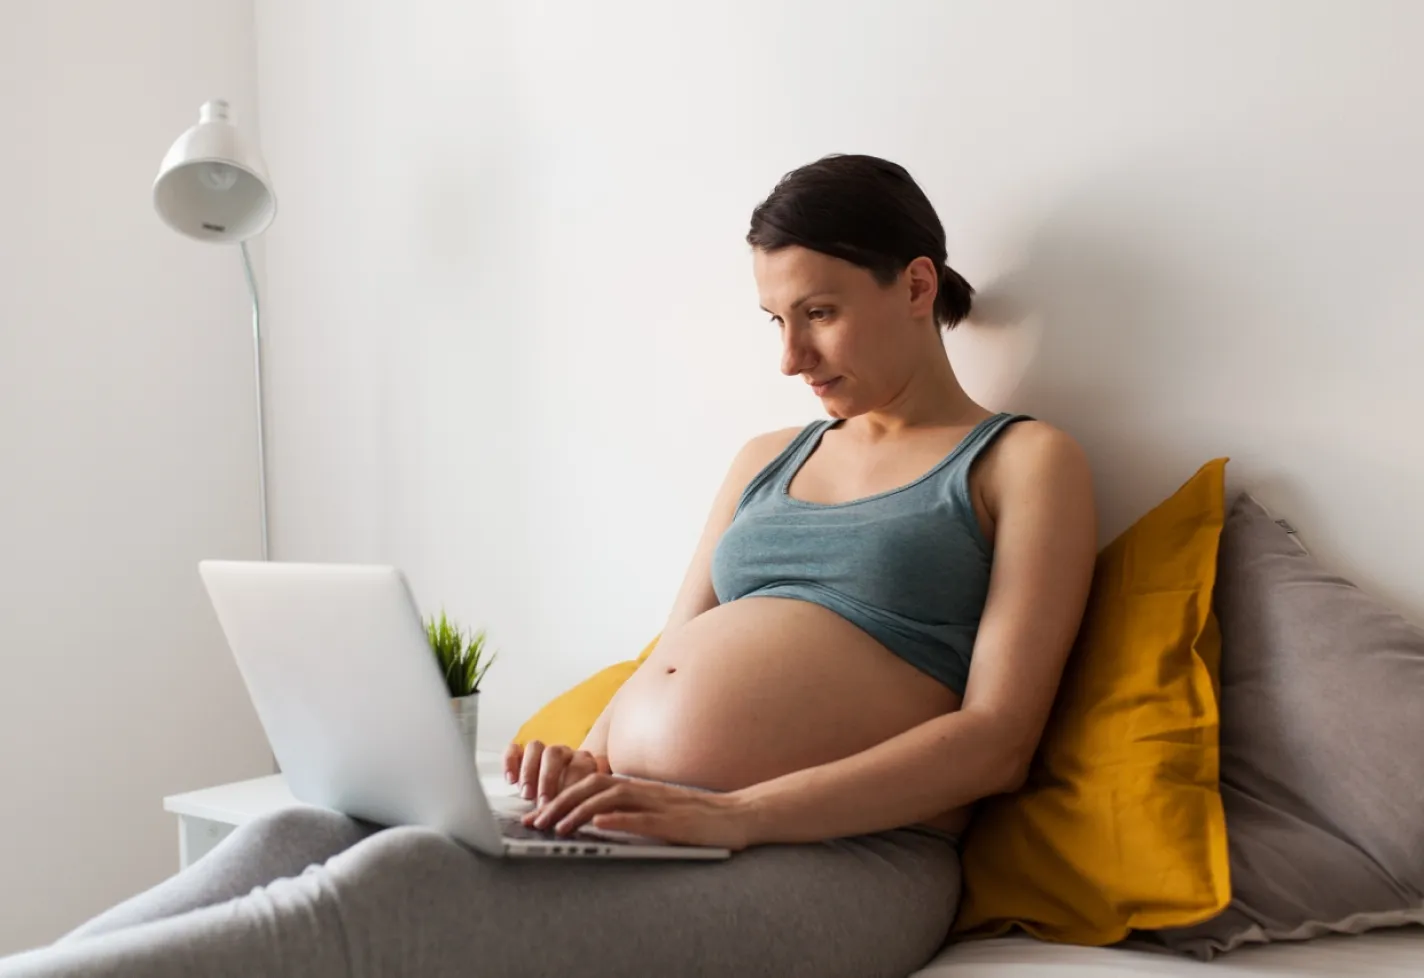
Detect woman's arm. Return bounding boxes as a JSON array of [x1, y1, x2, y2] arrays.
[[734, 423, 1097, 843]]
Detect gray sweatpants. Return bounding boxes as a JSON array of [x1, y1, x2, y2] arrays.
[[0, 806, 961, 977]]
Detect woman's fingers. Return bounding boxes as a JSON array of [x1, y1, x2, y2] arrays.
[[560, 751, 599, 793], [590, 811, 662, 836], [518, 741, 545, 800], [512, 742, 601, 802], [502, 742, 524, 784], [554, 782, 650, 835], [536, 745, 574, 803], [524, 773, 624, 829], [521, 777, 747, 848]]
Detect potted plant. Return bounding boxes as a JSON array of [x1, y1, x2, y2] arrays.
[[425, 611, 497, 760]]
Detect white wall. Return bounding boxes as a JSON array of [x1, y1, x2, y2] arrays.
[[0, 0, 270, 953], [253, 0, 1424, 748]]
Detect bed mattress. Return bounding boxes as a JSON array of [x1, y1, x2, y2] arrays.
[[913, 928, 1424, 976]]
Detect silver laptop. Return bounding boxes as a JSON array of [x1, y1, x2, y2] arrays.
[[198, 560, 729, 861]]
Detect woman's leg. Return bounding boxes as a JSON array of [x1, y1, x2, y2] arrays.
[[60, 807, 375, 942], [3, 825, 960, 978]]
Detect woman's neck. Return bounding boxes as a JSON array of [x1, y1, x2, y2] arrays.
[[854, 346, 985, 439]]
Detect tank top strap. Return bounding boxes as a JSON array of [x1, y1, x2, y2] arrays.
[[945, 412, 1035, 519], [732, 419, 835, 517]]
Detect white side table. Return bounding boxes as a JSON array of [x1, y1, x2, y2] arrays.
[[163, 751, 510, 869]]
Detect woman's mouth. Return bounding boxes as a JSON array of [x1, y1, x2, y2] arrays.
[[810, 377, 841, 397]]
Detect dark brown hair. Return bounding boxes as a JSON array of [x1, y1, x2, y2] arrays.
[[747, 154, 973, 329]]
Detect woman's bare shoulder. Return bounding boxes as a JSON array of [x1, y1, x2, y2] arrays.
[[740, 425, 805, 462], [719, 425, 801, 477], [997, 417, 1083, 453], [985, 419, 1094, 505]]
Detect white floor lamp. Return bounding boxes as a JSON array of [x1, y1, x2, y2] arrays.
[[153, 99, 277, 560]]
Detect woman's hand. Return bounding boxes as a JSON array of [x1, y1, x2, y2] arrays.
[[522, 773, 756, 851], [503, 740, 610, 804]]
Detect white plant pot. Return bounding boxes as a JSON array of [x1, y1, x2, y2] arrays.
[[451, 692, 480, 762]]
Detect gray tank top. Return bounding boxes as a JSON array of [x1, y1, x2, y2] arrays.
[[709, 413, 1031, 694]]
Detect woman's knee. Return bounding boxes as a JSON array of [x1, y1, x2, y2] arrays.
[[338, 826, 474, 881], [324, 826, 493, 920], [222, 805, 373, 868]]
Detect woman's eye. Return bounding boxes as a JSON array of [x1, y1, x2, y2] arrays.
[[807, 308, 832, 321]]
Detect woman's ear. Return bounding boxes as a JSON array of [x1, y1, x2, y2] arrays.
[[905, 256, 940, 318]]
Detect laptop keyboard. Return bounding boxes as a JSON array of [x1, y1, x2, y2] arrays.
[[495, 814, 608, 843]]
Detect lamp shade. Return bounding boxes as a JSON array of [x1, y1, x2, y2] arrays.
[[153, 99, 275, 243]]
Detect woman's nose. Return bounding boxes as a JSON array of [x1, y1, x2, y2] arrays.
[[780, 330, 815, 377]]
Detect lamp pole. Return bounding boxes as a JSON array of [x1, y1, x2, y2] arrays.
[[239, 241, 269, 561]]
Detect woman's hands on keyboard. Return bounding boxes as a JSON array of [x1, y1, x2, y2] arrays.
[[504, 740, 611, 805], [522, 774, 754, 851]]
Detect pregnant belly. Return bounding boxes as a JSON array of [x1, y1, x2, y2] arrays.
[[604, 597, 963, 796]]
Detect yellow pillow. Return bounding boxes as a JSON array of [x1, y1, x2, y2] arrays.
[[953, 458, 1231, 945], [514, 636, 659, 748]]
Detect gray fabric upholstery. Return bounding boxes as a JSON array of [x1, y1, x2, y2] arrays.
[[1151, 493, 1424, 958]]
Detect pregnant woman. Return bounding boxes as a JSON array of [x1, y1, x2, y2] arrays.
[[0, 155, 1097, 978]]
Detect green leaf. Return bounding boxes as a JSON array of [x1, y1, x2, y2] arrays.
[[424, 609, 499, 697]]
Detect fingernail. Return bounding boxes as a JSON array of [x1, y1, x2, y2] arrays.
[[538, 795, 549, 807], [522, 784, 534, 800], [505, 772, 514, 783]]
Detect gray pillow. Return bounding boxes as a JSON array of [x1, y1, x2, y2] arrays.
[[1150, 493, 1424, 958]]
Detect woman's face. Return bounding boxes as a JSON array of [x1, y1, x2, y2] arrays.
[[753, 246, 938, 419]]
